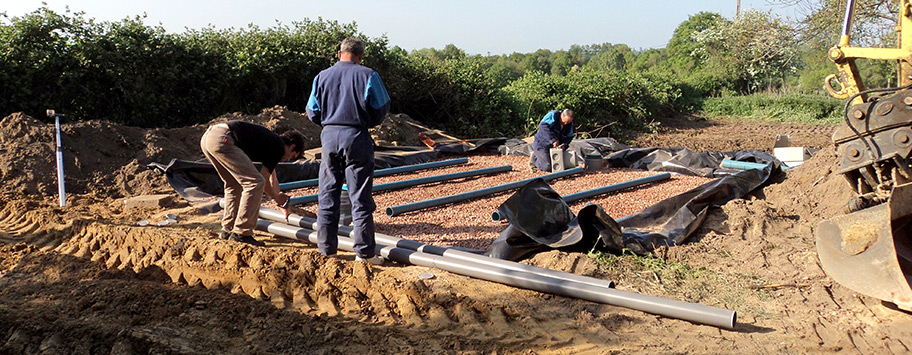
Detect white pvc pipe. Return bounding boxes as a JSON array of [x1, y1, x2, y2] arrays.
[[256, 219, 737, 329], [55, 115, 66, 207], [258, 207, 617, 290]]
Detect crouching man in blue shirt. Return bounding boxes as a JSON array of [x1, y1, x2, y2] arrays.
[[306, 37, 390, 265], [531, 109, 575, 172]]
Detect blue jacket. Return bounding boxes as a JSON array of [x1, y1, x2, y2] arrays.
[[306, 61, 391, 129], [533, 110, 574, 150]]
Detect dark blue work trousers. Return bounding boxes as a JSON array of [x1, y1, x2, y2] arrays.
[[531, 146, 553, 172], [316, 126, 377, 258]]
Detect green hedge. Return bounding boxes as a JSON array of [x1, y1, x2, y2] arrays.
[[0, 8, 366, 127], [504, 68, 682, 137], [1, 7, 689, 138], [384, 55, 519, 138], [699, 94, 843, 124]]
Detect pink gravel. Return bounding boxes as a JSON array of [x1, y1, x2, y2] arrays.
[[283, 154, 712, 251]]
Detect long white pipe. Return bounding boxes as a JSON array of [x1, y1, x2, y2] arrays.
[[258, 207, 617, 290], [256, 219, 737, 329], [55, 114, 66, 207]]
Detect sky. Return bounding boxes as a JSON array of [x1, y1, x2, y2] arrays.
[[3, 0, 805, 55]]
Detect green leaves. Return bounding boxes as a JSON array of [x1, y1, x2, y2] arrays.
[[0, 9, 381, 127], [505, 68, 681, 137], [699, 93, 843, 123]]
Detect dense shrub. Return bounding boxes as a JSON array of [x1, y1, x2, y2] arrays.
[[0, 8, 373, 127], [505, 68, 682, 137], [698, 93, 843, 123], [3, 7, 840, 138], [384, 54, 519, 137]]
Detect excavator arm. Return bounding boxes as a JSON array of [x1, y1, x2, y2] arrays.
[[825, 0, 912, 103], [819, 0, 912, 310]]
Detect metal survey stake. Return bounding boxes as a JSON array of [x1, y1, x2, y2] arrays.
[[47, 110, 66, 207]]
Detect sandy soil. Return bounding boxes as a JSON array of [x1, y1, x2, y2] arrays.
[[1, 110, 911, 354]]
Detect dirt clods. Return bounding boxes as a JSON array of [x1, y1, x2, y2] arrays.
[[2, 112, 911, 353]]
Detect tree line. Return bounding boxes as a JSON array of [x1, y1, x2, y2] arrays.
[[0, 3, 895, 137]]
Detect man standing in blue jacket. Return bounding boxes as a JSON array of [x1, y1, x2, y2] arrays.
[[306, 37, 390, 265], [531, 109, 575, 172]]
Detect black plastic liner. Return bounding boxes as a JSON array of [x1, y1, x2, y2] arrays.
[[151, 134, 783, 261], [488, 154, 779, 261], [488, 179, 626, 260], [150, 146, 439, 212], [604, 147, 777, 178], [434, 138, 509, 154], [497, 137, 630, 159]]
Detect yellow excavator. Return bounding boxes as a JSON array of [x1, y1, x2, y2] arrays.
[[820, 0, 912, 310]]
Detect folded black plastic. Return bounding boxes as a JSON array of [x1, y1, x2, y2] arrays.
[[434, 138, 509, 154], [497, 137, 630, 159], [498, 139, 777, 178], [150, 146, 439, 211], [604, 147, 777, 177], [147, 158, 322, 212], [488, 179, 624, 260], [488, 163, 776, 261], [373, 146, 439, 169]]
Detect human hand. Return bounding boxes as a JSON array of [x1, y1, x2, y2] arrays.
[[278, 194, 291, 221], [552, 141, 559, 148]]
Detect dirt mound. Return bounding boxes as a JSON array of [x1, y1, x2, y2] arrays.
[[764, 145, 855, 223], [371, 113, 428, 147], [0, 112, 176, 198], [3, 113, 911, 353], [0, 244, 444, 354], [0, 108, 426, 200], [207, 105, 321, 149], [622, 115, 836, 152]]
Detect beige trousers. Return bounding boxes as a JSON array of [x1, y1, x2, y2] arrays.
[[200, 124, 265, 236]]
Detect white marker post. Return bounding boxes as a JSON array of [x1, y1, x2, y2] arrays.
[[48, 110, 66, 207]]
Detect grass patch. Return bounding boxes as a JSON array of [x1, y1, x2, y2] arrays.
[[698, 93, 844, 124], [589, 249, 703, 281], [587, 249, 774, 317]]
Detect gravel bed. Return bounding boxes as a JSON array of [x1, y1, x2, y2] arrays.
[[281, 154, 712, 251]]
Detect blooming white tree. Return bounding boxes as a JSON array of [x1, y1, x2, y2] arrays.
[[692, 9, 799, 93]]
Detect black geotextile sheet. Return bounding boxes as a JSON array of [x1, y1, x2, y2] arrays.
[[498, 137, 778, 178], [151, 134, 783, 259], [497, 137, 631, 159], [487, 150, 781, 261], [149, 146, 440, 212]]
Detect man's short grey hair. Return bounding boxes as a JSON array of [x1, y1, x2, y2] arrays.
[[340, 37, 365, 56]]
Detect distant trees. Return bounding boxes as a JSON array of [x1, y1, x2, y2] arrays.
[[6, 2, 905, 137], [691, 9, 799, 93], [771, 0, 898, 89], [667, 12, 726, 73], [773, 0, 896, 47], [411, 43, 466, 61]]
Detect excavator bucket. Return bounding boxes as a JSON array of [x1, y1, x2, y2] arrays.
[[816, 182, 912, 310]]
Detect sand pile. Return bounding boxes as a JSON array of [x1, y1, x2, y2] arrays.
[[0, 109, 427, 200]]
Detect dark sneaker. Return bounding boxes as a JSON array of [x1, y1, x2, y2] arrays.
[[217, 230, 230, 240], [228, 233, 265, 247], [528, 158, 537, 173]]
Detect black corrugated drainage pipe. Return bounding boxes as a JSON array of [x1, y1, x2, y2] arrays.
[[491, 172, 672, 221], [279, 157, 469, 191], [288, 164, 513, 205], [258, 206, 616, 290], [255, 218, 737, 329], [386, 167, 585, 217]]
